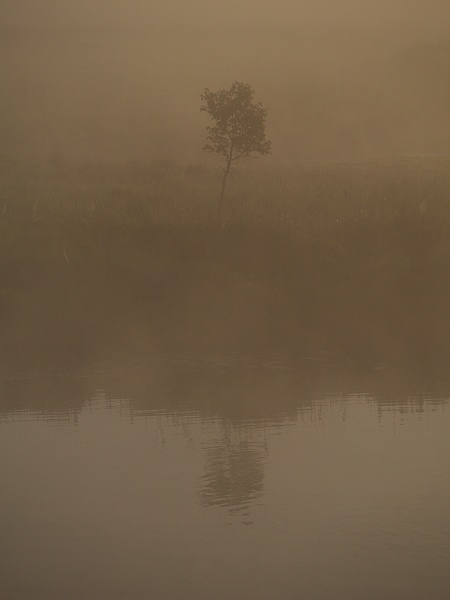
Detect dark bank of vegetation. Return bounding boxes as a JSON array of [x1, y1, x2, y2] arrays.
[[1, 155, 449, 366]]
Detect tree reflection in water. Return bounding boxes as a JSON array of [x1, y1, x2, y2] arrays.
[[1, 355, 449, 519], [199, 422, 268, 515]]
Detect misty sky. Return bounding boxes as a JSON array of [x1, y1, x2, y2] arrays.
[[3, 0, 449, 41], [1, 1, 449, 161]]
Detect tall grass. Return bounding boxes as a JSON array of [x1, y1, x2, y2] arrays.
[[1, 155, 449, 365]]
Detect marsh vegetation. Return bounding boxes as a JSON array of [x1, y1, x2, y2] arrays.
[[1, 155, 449, 366]]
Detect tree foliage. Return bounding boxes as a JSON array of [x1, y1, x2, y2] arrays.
[[200, 82, 271, 217], [201, 82, 271, 162]]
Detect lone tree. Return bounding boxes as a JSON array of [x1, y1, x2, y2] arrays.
[[201, 82, 271, 218]]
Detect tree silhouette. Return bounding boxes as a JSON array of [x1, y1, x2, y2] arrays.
[[201, 82, 271, 218]]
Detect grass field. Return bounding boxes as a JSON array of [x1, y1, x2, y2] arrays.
[[1, 155, 449, 366]]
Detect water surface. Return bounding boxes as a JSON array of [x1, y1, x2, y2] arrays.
[[1, 358, 449, 599]]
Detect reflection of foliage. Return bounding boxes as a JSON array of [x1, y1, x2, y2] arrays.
[[1, 359, 449, 421], [0, 373, 90, 422], [199, 424, 267, 513]]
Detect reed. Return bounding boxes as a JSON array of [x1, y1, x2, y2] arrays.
[[1, 155, 449, 364]]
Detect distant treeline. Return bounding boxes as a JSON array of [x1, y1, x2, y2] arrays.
[[1, 156, 449, 366]]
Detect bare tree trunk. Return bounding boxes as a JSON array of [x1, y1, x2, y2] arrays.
[[217, 162, 231, 219], [217, 144, 233, 220]]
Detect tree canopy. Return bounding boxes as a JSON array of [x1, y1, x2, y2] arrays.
[[201, 82, 271, 217], [201, 82, 271, 162]]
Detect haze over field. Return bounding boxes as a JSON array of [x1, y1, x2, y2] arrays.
[[1, 0, 449, 162], [2, 7, 450, 599]]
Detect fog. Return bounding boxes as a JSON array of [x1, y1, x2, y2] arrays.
[[2, 6, 450, 598], [2, 0, 448, 36], [1, 0, 449, 162]]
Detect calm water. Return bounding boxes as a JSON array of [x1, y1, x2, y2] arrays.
[[1, 357, 449, 600]]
